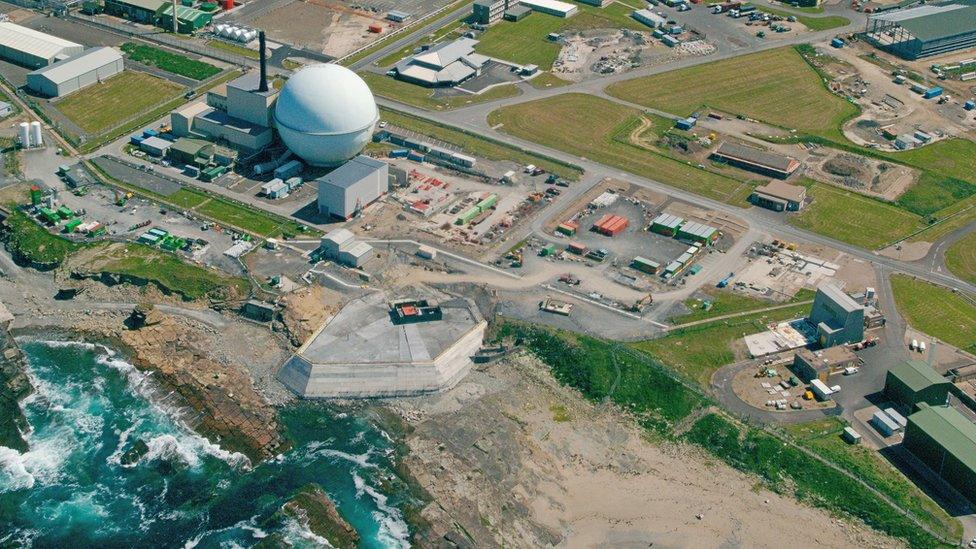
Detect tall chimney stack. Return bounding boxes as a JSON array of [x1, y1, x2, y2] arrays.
[[258, 30, 269, 93], [172, 0, 178, 33]]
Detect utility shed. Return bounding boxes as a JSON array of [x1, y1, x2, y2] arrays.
[[904, 404, 976, 504], [711, 142, 800, 179], [316, 155, 388, 220], [167, 137, 214, 167], [884, 359, 952, 411], [27, 47, 124, 98], [139, 135, 173, 156], [0, 22, 83, 68], [156, 4, 213, 33]]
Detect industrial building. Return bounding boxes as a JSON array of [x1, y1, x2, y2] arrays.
[[318, 228, 374, 268], [473, 0, 515, 24], [633, 8, 667, 28], [393, 37, 490, 87], [0, 22, 83, 69], [751, 181, 806, 212], [316, 155, 388, 219], [0, 101, 12, 119], [792, 345, 858, 382], [156, 4, 213, 33], [104, 0, 164, 24], [26, 47, 124, 98], [904, 404, 976, 504], [167, 137, 214, 167], [865, 1, 976, 60], [139, 135, 173, 157], [884, 360, 951, 412], [519, 0, 577, 17], [677, 221, 718, 244], [650, 213, 684, 236], [504, 4, 532, 21], [278, 289, 487, 398], [711, 142, 801, 179], [808, 284, 865, 347], [631, 256, 660, 274]]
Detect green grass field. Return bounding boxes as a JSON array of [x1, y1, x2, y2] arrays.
[[890, 274, 976, 353], [672, 288, 815, 324], [945, 230, 976, 285], [121, 43, 221, 81], [896, 173, 976, 216], [475, 4, 646, 70], [605, 47, 859, 137], [207, 40, 259, 60], [3, 209, 84, 266], [196, 197, 310, 238], [893, 138, 976, 184], [757, 7, 849, 30], [379, 106, 583, 181], [55, 72, 182, 134], [527, 72, 571, 89], [488, 93, 756, 205], [790, 183, 923, 249], [166, 188, 209, 209], [631, 303, 810, 386], [788, 419, 963, 541], [360, 72, 521, 110]]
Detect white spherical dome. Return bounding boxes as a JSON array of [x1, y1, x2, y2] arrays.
[[274, 64, 379, 167]]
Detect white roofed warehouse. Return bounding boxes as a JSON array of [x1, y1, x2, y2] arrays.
[[393, 37, 490, 87], [316, 155, 388, 220], [0, 22, 83, 69], [27, 47, 124, 98]]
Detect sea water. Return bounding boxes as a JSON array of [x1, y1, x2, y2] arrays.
[[0, 339, 416, 547]]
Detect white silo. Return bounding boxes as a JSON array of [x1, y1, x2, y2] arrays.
[[18, 122, 29, 148], [30, 121, 42, 148]]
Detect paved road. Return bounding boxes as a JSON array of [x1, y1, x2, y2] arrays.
[[919, 220, 976, 276]]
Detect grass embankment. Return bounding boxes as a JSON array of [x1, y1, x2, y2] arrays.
[[121, 43, 221, 80], [526, 72, 571, 89], [791, 182, 925, 250], [376, 21, 464, 67], [488, 93, 756, 205], [788, 419, 963, 541], [475, 3, 645, 70], [890, 274, 976, 354], [360, 72, 520, 110], [56, 72, 183, 134], [757, 7, 849, 30], [3, 208, 84, 266], [379, 106, 583, 181], [496, 321, 954, 548], [945, 230, 976, 285], [206, 39, 260, 60], [632, 303, 810, 386], [672, 287, 815, 324]]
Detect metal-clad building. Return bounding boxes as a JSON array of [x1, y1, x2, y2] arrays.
[[633, 8, 667, 28], [904, 404, 976, 504], [866, 2, 976, 60], [650, 213, 683, 236], [26, 47, 124, 98], [884, 360, 951, 411], [0, 22, 83, 69], [104, 0, 165, 22], [316, 155, 388, 219], [809, 283, 865, 347], [711, 142, 800, 179]]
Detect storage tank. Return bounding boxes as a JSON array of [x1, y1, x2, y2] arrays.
[[18, 122, 30, 147], [30, 121, 42, 148]]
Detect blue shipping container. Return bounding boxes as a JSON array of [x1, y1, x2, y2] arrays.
[[831, 37, 844, 48], [389, 149, 409, 158], [923, 86, 943, 99], [143, 129, 158, 137], [130, 135, 145, 145], [965, 100, 975, 110], [407, 151, 425, 162]]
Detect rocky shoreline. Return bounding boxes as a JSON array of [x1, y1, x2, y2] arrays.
[[0, 320, 31, 452]]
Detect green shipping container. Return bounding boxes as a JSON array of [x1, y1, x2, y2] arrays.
[[539, 244, 556, 256], [455, 206, 481, 225], [476, 193, 498, 211], [64, 219, 83, 233]]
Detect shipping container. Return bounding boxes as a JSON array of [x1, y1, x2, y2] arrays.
[[389, 149, 409, 158], [476, 193, 498, 211], [417, 245, 437, 259], [923, 86, 943, 99], [631, 256, 660, 274], [567, 241, 587, 255], [407, 151, 425, 162], [831, 37, 844, 48], [273, 159, 303, 180], [965, 100, 976, 110], [556, 221, 578, 236]]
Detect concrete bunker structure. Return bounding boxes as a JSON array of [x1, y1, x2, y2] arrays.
[[278, 288, 487, 398]]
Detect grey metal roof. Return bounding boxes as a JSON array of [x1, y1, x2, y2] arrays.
[[0, 21, 82, 61], [318, 155, 386, 190], [754, 181, 806, 203], [28, 47, 121, 84], [872, 3, 976, 42], [652, 213, 683, 228], [411, 37, 478, 69], [714, 142, 798, 173], [679, 221, 716, 238], [816, 283, 863, 314]]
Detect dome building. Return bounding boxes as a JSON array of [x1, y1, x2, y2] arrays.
[[273, 64, 379, 167]]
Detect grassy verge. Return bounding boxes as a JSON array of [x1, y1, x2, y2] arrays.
[[475, 3, 646, 70], [121, 42, 221, 80], [945, 230, 976, 285], [488, 93, 755, 205], [526, 72, 571, 89], [497, 320, 952, 548], [376, 21, 464, 67], [55, 71, 183, 134], [895, 173, 976, 217], [787, 419, 963, 541], [907, 205, 976, 244], [206, 39, 259, 59], [630, 303, 810, 386], [790, 182, 924, 249], [889, 274, 976, 353], [672, 287, 815, 324], [379, 106, 583, 181], [196, 196, 312, 238], [2, 208, 84, 266], [758, 7, 849, 30], [361, 72, 520, 110]]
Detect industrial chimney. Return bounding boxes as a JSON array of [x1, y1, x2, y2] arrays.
[[171, 0, 178, 33], [258, 30, 269, 93]]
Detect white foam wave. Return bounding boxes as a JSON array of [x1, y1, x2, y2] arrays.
[[353, 472, 410, 548], [280, 515, 335, 548], [0, 446, 34, 491], [314, 447, 376, 470]]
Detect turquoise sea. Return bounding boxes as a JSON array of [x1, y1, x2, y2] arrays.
[[0, 338, 416, 548]]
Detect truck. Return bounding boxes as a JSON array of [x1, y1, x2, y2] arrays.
[[737, 3, 756, 13], [716, 272, 734, 288], [712, 1, 739, 13]]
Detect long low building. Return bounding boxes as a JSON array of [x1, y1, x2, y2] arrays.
[[633, 8, 667, 28], [278, 289, 487, 398], [316, 155, 388, 219], [904, 404, 976, 504], [27, 47, 124, 98], [711, 142, 801, 179], [0, 22, 83, 68], [865, 1, 976, 60], [519, 0, 577, 17]]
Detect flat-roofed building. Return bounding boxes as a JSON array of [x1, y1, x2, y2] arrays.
[[473, 0, 511, 24], [0, 22, 83, 68], [676, 221, 718, 244], [904, 404, 976, 504], [393, 37, 490, 87], [751, 180, 807, 211], [633, 8, 667, 28], [793, 345, 857, 382], [809, 283, 864, 347], [27, 47, 124, 98], [519, 0, 577, 17], [316, 155, 388, 219], [711, 142, 801, 179], [104, 0, 165, 23], [191, 107, 274, 151]]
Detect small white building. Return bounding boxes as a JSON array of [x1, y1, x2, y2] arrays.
[[316, 155, 388, 220], [519, 0, 577, 17], [0, 22, 83, 69], [871, 409, 902, 437], [319, 228, 374, 268], [139, 136, 172, 157], [26, 47, 124, 97], [633, 8, 667, 28]]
